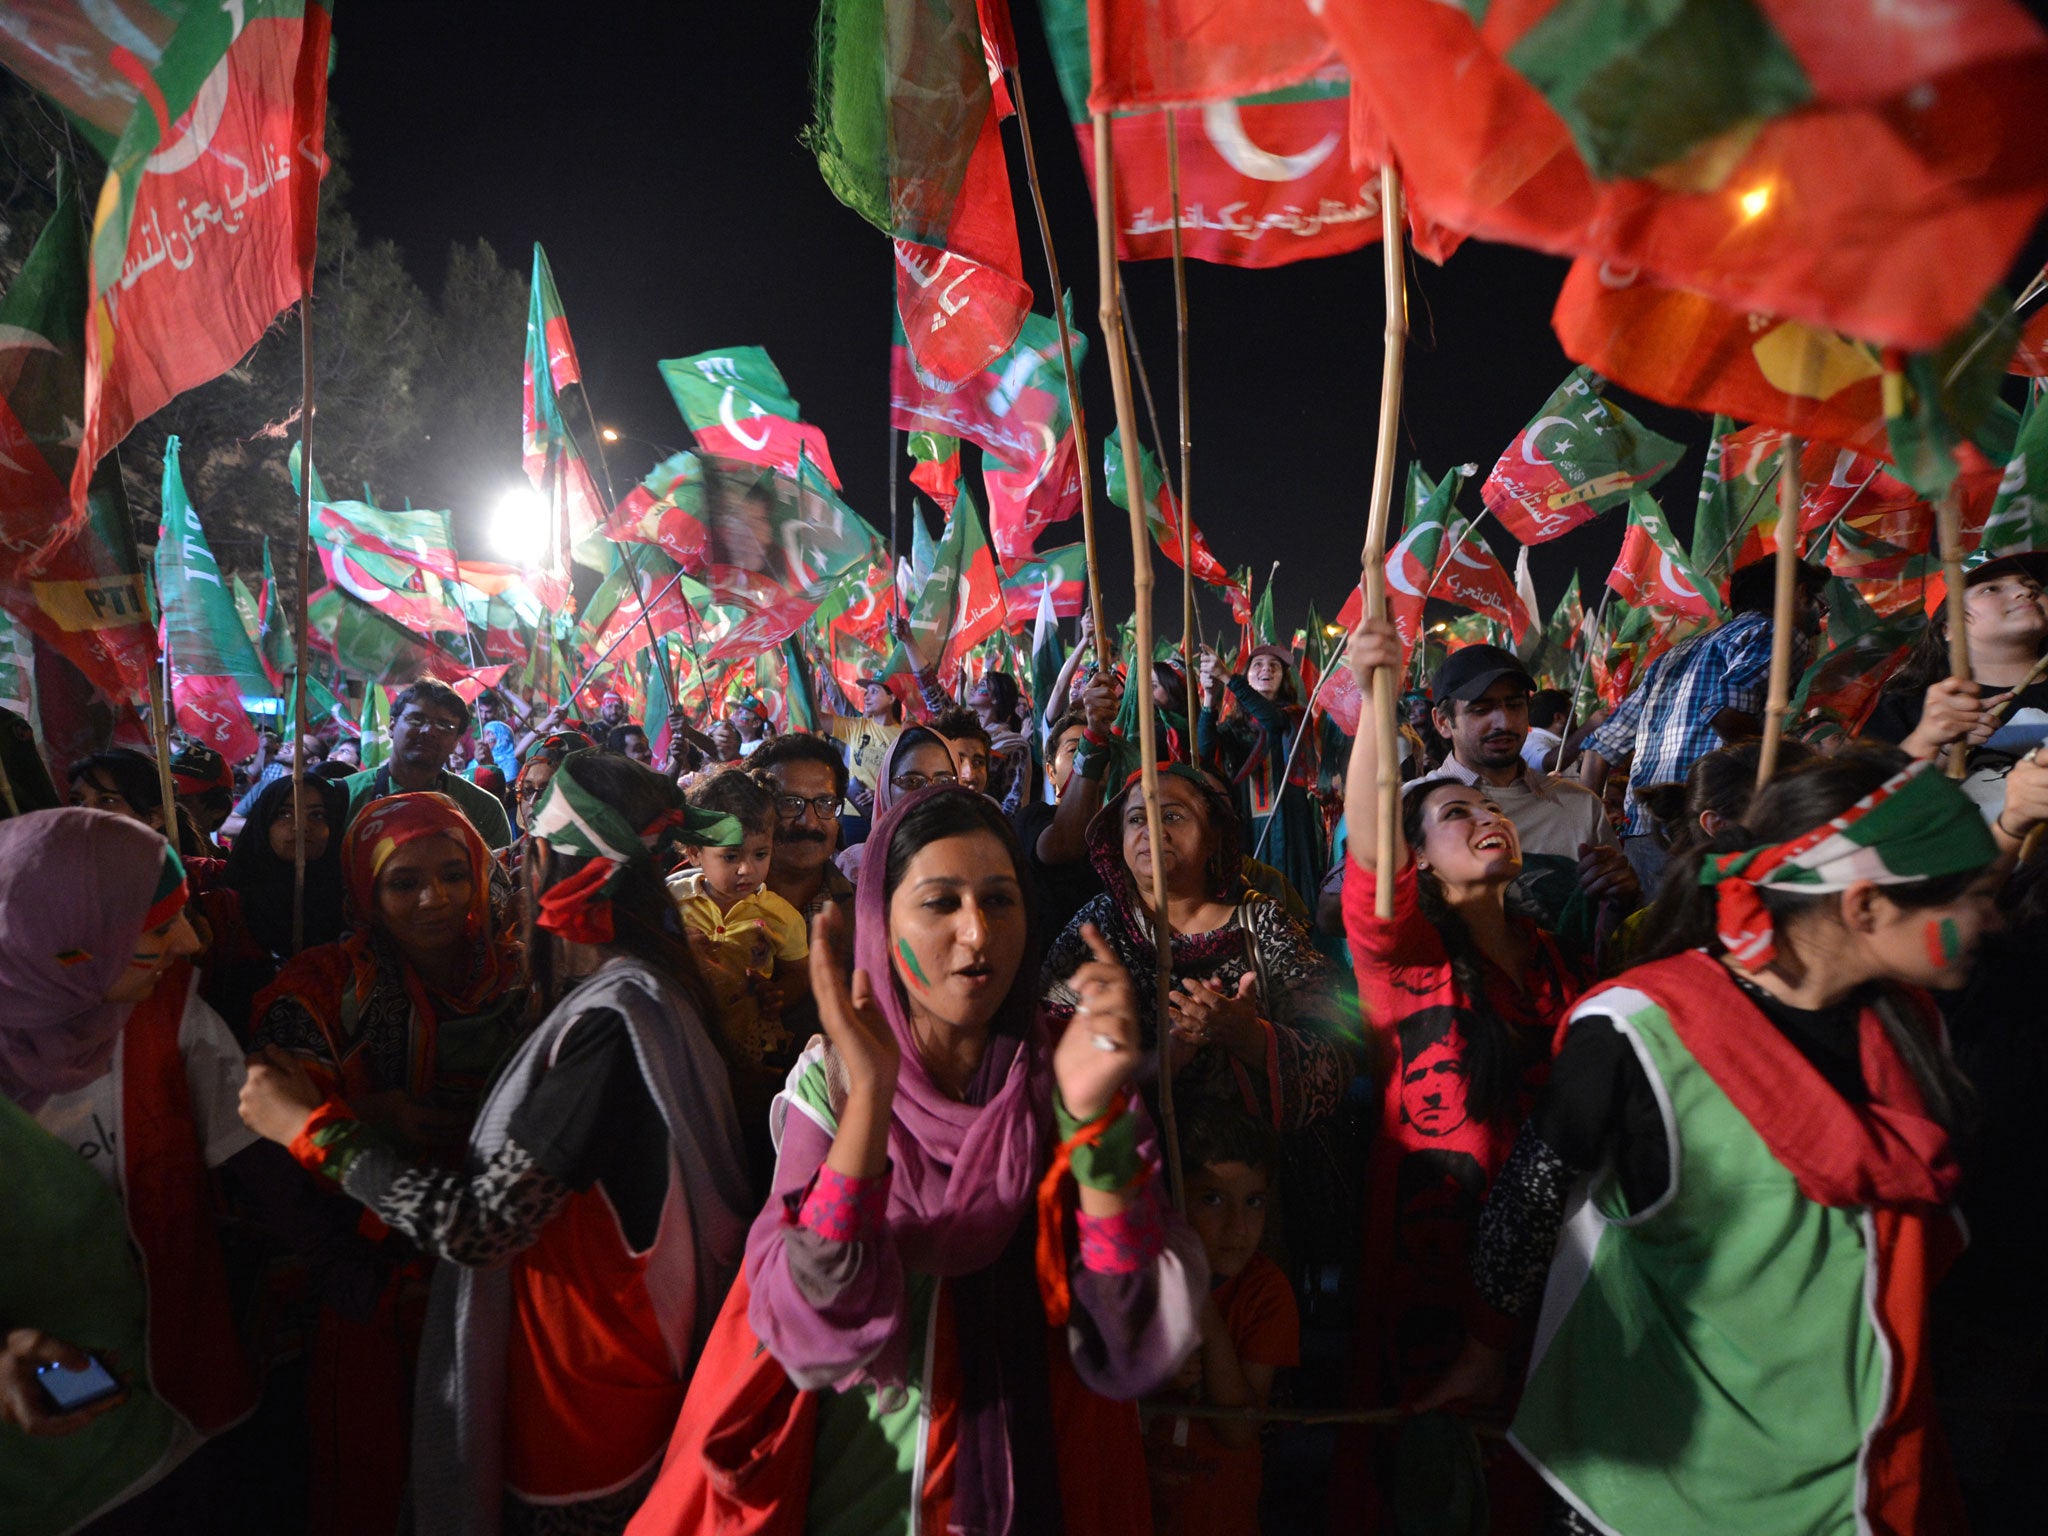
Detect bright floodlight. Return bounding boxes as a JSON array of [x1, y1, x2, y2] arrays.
[[492, 488, 548, 564]]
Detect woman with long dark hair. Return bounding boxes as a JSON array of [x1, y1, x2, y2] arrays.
[[630, 785, 1204, 1535], [1468, 747, 2009, 1535], [240, 753, 754, 1534], [1198, 643, 1329, 910], [1333, 617, 1590, 1531]]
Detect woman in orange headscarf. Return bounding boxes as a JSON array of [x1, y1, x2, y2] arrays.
[[251, 792, 527, 1536]]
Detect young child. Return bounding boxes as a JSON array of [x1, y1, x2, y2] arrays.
[[668, 772, 810, 1130], [1146, 1106, 1301, 1535]]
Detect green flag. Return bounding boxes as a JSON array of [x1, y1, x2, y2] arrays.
[[659, 347, 841, 485], [1690, 415, 1743, 588], [1886, 294, 2023, 499], [1791, 578, 1922, 733], [781, 638, 818, 733], [156, 437, 266, 759], [359, 682, 390, 772], [1252, 575, 1277, 649], [1482, 366, 1685, 544], [1974, 381, 2048, 569]]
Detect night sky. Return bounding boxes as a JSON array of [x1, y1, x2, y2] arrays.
[[328, 4, 2048, 642]]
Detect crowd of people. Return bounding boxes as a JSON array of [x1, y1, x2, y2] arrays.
[[5, 553, 2048, 1535]]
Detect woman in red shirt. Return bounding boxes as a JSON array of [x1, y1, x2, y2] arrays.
[[1333, 617, 1591, 1532]]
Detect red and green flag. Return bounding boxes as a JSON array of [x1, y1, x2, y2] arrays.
[[660, 346, 843, 487], [985, 424, 1083, 566], [907, 431, 961, 512], [891, 301, 1085, 474], [9, 2, 336, 537], [1978, 382, 2048, 564], [1103, 428, 1233, 586], [999, 543, 1087, 629], [1607, 492, 1720, 620], [1316, 0, 2048, 349], [1387, 462, 1530, 655], [1791, 577, 1920, 735], [907, 488, 1006, 692], [523, 243, 606, 595], [0, 175, 157, 705], [808, 0, 1031, 382], [155, 438, 265, 761], [1482, 366, 1684, 544], [308, 584, 470, 686]]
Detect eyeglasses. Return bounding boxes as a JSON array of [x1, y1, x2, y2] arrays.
[[398, 711, 463, 737], [775, 794, 842, 821], [891, 770, 957, 793]]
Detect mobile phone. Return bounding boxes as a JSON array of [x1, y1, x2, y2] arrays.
[[35, 1355, 122, 1414]]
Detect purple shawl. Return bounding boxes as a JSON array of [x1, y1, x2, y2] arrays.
[[849, 782, 1052, 1317], [0, 809, 177, 1111]]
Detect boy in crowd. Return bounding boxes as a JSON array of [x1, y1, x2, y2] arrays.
[[1146, 1107, 1300, 1536], [669, 771, 811, 1177]]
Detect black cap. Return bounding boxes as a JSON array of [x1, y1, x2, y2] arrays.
[[1430, 644, 1535, 705], [1964, 550, 2048, 589]]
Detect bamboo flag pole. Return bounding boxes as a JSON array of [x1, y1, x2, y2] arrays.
[[1936, 484, 1973, 779], [291, 296, 314, 953], [1755, 436, 1803, 788], [1096, 110, 1183, 1210], [576, 380, 677, 698], [1167, 109, 1196, 714], [1010, 59, 1109, 656], [145, 658, 178, 843], [1361, 167, 1409, 921]]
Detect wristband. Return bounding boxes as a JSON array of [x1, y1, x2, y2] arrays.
[[1075, 744, 1109, 782], [1083, 726, 1111, 748], [1054, 1090, 1141, 1191]]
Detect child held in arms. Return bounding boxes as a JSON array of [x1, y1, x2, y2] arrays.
[[1145, 1105, 1300, 1536], [669, 772, 811, 1163]]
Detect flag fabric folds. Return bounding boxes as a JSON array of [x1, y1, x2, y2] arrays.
[[155, 439, 267, 761], [1607, 492, 1720, 620], [1482, 367, 1685, 545], [661, 347, 843, 487], [1103, 430, 1232, 585]]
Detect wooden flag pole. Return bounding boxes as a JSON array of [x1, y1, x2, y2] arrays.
[[145, 659, 179, 844], [1096, 110, 1183, 1211], [1010, 60, 1109, 659], [1936, 484, 1973, 780], [1755, 436, 1803, 788], [291, 295, 314, 954], [1360, 167, 1409, 921], [1167, 109, 1197, 719]]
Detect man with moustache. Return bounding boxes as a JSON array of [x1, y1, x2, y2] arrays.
[[746, 734, 855, 955]]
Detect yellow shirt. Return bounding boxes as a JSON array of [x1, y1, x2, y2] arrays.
[[825, 714, 901, 796], [666, 870, 809, 1064]]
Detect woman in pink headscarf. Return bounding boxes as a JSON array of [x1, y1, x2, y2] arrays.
[[0, 808, 260, 1534]]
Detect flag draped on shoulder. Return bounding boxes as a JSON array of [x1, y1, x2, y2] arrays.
[[6, 1, 337, 537], [1482, 366, 1684, 544], [156, 439, 266, 761], [660, 347, 842, 487], [0, 176, 156, 704]]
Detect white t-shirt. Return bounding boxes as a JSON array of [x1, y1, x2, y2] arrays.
[[34, 975, 257, 1191]]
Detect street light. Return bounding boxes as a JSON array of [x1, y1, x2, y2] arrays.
[[491, 487, 548, 565], [600, 427, 620, 443]]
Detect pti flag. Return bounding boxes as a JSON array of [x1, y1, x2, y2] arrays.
[[999, 543, 1087, 629], [985, 426, 1083, 565], [1103, 430, 1232, 586], [660, 346, 842, 488], [0, 175, 156, 703], [155, 439, 265, 761], [523, 243, 607, 585], [908, 489, 1006, 689], [890, 301, 1085, 473], [1482, 367, 1684, 544], [35, 1, 333, 539], [1607, 492, 1719, 620], [907, 431, 961, 513]]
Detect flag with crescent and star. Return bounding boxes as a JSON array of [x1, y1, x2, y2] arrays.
[[1606, 491, 1721, 620], [908, 432, 962, 513], [905, 489, 1006, 691], [984, 424, 1084, 566], [524, 243, 608, 596], [1384, 462, 1528, 660], [891, 301, 1085, 475], [1482, 366, 1684, 545], [3, 1, 336, 545], [660, 347, 843, 488], [999, 543, 1086, 629], [0, 174, 158, 706], [155, 438, 266, 761]]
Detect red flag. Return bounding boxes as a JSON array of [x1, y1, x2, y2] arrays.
[[2012, 302, 2048, 377], [1319, 0, 2048, 350], [65, 3, 333, 534], [1084, 0, 1334, 111], [1553, 260, 1891, 455], [1607, 495, 1718, 620], [985, 427, 1082, 564]]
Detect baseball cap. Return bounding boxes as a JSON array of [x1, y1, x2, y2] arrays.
[[1430, 645, 1535, 705], [169, 742, 232, 796]]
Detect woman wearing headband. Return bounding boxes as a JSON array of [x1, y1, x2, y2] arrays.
[[240, 754, 754, 1534], [1464, 747, 2016, 1536]]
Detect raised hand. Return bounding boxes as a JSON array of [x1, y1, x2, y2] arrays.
[[1053, 924, 1141, 1123], [810, 906, 897, 1100]]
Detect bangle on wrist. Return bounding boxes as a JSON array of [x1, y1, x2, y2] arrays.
[[1996, 811, 2026, 841], [1083, 726, 1110, 748]]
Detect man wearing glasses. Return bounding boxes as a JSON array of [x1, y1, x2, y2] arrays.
[[340, 677, 515, 849], [745, 736, 856, 955]]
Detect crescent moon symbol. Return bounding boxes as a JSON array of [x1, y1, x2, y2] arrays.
[[1659, 552, 1699, 601], [719, 386, 774, 453], [144, 57, 232, 175], [1202, 101, 1340, 184], [1521, 416, 1576, 468], [1385, 520, 1442, 599]]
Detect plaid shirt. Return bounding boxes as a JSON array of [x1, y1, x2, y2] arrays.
[[1586, 611, 1784, 836]]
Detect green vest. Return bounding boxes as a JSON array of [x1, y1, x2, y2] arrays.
[[0, 1097, 175, 1535], [1511, 987, 1886, 1536]]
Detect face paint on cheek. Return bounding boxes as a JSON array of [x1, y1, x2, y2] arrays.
[[897, 938, 932, 992], [1923, 917, 1965, 970]]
